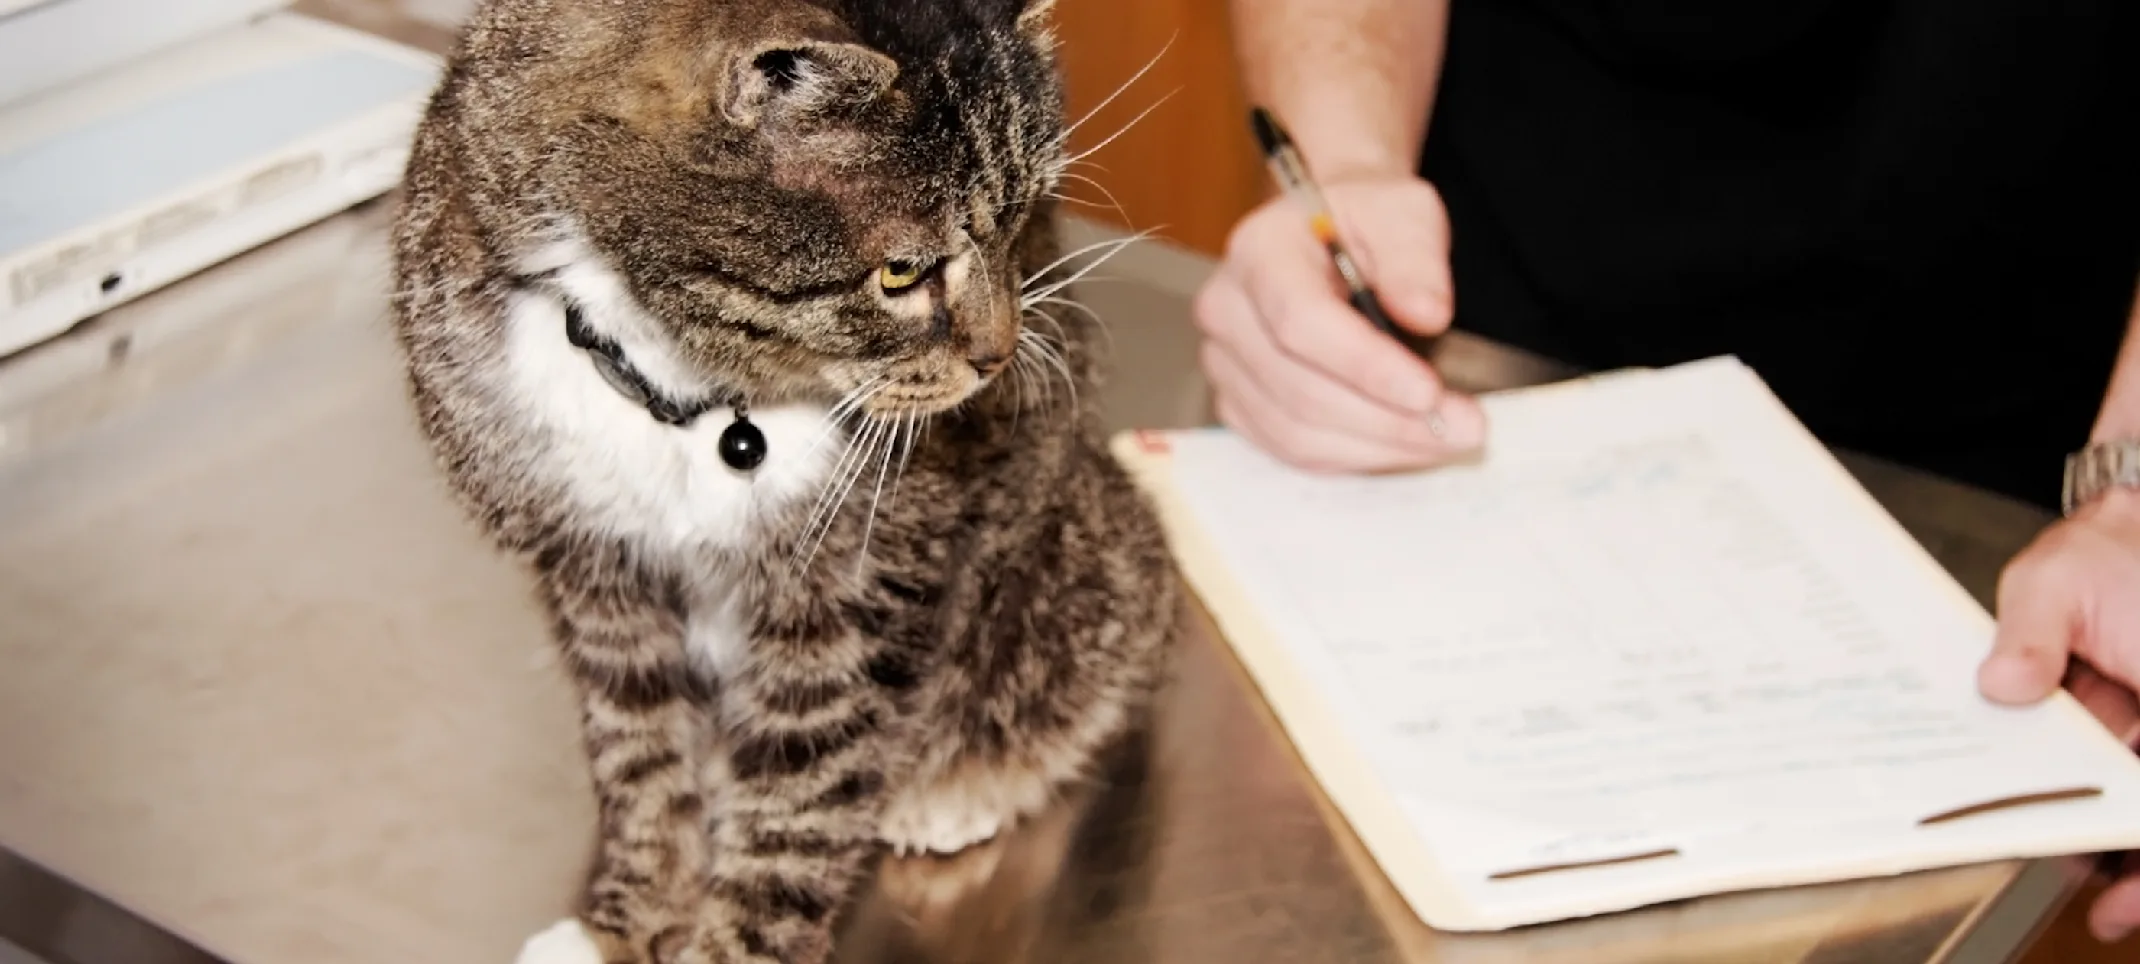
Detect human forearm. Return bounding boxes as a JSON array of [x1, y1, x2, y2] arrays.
[[1228, 0, 1449, 183], [2091, 279, 2140, 442]]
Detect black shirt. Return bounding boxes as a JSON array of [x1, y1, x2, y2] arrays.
[[1421, 0, 2140, 510]]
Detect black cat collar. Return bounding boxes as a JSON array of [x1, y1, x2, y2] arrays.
[[561, 301, 767, 472]]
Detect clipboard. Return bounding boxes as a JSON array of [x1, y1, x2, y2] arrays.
[[1110, 356, 2140, 932]]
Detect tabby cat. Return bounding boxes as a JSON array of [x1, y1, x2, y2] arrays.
[[386, 0, 1179, 961]]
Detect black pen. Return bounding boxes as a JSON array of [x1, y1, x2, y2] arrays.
[[1249, 107, 1448, 437], [1248, 106, 1408, 341]]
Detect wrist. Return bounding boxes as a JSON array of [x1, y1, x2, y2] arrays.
[[1252, 86, 1422, 186], [1233, 0, 1445, 186], [2064, 437, 2140, 517], [2089, 292, 2140, 442], [1298, 139, 1418, 186], [2091, 412, 2140, 445], [1286, 116, 1419, 185]]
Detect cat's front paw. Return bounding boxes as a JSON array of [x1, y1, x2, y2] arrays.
[[514, 918, 604, 964], [879, 768, 1050, 857]]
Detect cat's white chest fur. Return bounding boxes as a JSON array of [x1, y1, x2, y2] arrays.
[[497, 251, 843, 555]]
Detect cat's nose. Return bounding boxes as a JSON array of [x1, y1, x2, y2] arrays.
[[968, 347, 1011, 377]]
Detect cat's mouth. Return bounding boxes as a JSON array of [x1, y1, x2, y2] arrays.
[[843, 361, 993, 417], [869, 393, 966, 416]]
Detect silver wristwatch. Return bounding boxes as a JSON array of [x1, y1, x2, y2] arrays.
[[2062, 439, 2140, 516]]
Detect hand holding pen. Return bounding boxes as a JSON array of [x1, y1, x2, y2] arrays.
[[1187, 106, 1486, 474], [1248, 108, 1410, 342]]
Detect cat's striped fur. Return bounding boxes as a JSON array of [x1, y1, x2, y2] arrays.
[[386, 1, 1179, 962]]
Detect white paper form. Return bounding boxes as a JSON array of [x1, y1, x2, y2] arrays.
[[1164, 357, 2140, 924]]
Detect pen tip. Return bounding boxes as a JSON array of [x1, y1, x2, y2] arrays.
[[1248, 106, 1287, 157]]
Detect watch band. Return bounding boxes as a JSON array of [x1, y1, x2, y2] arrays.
[[2062, 439, 2140, 516]]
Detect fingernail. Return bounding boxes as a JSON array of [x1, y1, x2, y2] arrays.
[[1431, 407, 1489, 453]]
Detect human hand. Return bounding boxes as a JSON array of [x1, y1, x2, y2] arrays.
[[1979, 488, 2140, 943], [1191, 175, 1487, 474]]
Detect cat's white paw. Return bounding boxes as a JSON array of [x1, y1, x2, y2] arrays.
[[880, 800, 1007, 856], [879, 767, 1052, 856], [514, 918, 604, 964]]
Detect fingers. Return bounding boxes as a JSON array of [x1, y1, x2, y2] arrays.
[[2067, 663, 2140, 746], [2091, 871, 2140, 944], [2074, 559, 2140, 693], [1226, 204, 1452, 419], [1983, 510, 2140, 706], [1192, 178, 1491, 475], [1205, 338, 1449, 473], [1339, 185, 1455, 336], [1197, 276, 1482, 466], [1981, 533, 2084, 705]]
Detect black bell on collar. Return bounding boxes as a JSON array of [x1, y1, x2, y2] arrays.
[[718, 407, 767, 471], [561, 300, 766, 473]]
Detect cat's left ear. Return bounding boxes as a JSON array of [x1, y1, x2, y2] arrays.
[[726, 39, 899, 127], [1016, 0, 1059, 50]]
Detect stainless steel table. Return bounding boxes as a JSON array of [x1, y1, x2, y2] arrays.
[[0, 8, 2094, 962]]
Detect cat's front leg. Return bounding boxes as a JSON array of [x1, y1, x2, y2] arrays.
[[677, 592, 920, 964], [516, 560, 716, 964]]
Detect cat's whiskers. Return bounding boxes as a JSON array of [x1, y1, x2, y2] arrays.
[[1047, 171, 1130, 225], [794, 404, 886, 561], [798, 393, 939, 576], [1058, 33, 1175, 144], [1009, 230, 1148, 416], [1008, 341, 1049, 415], [1026, 294, 1114, 354], [1053, 166, 1117, 192], [853, 415, 902, 577], [1055, 87, 1180, 173], [888, 411, 920, 506], [1026, 294, 1101, 330], [1043, 45, 1177, 218], [1021, 231, 1156, 309], [794, 433, 868, 565], [794, 374, 890, 467], [1006, 355, 1029, 432], [1056, 157, 1114, 183], [1045, 192, 1109, 211], [1015, 325, 1077, 412], [1020, 230, 1154, 297], [1020, 306, 1075, 374], [795, 413, 891, 574], [848, 407, 933, 575], [797, 427, 871, 571], [832, 374, 889, 418]]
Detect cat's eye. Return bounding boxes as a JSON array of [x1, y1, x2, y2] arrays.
[[879, 260, 924, 292]]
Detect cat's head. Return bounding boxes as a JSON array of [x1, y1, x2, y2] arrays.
[[464, 0, 1069, 415]]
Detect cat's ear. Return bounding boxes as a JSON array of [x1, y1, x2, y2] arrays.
[[725, 40, 898, 126], [1016, 0, 1059, 50]]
